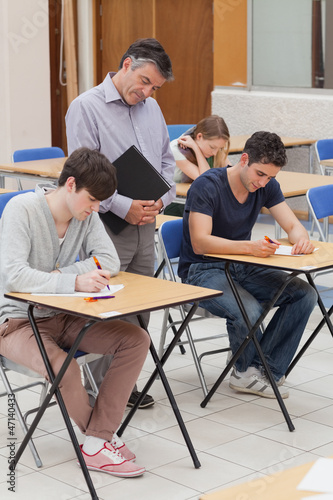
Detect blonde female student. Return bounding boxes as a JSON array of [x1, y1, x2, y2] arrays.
[[165, 115, 231, 216]]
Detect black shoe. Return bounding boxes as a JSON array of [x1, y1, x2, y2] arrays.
[[127, 390, 155, 409]]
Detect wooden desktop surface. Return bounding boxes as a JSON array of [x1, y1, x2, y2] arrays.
[[0, 157, 66, 178], [155, 213, 181, 229], [0, 137, 314, 179], [200, 457, 325, 500], [321, 158, 333, 168], [0, 188, 14, 194], [6, 271, 221, 321], [176, 170, 333, 199], [229, 135, 314, 154], [205, 239, 333, 274]]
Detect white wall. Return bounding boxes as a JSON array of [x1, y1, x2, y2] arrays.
[[0, 0, 51, 164], [212, 89, 333, 148]]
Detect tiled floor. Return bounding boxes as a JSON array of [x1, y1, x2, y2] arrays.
[[1, 216, 333, 500]]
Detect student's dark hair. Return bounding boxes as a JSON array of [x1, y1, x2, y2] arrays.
[[58, 148, 117, 201], [119, 38, 174, 81], [243, 131, 287, 168]]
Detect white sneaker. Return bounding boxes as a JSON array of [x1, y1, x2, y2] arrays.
[[229, 369, 289, 399], [79, 442, 144, 478]]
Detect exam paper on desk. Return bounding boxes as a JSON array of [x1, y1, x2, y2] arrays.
[[32, 284, 124, 297], [274, 245, 319, 256]]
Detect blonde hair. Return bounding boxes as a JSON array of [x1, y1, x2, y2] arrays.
[[181, 115, 230, 167]]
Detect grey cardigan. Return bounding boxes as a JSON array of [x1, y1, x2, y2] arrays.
[[0, 185, 120, 322]]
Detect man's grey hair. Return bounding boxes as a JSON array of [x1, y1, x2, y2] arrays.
[[119, 38, 174, 81]]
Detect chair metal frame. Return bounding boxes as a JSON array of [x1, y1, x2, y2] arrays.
[[157, 219, 230, 396], [0, 352, 100, 468]]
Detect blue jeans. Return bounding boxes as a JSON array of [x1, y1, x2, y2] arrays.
[[185, 262, 317, 380]]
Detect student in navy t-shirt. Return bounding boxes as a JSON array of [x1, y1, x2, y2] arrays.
[[179, 131, 317, 399]]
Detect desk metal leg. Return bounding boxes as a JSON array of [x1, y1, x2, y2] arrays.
[[286, 273, 333, 376], [118, 306, 201, 468], [275, 222, 282, 239], [201, 263, 298, 432], [10, 306, 99, 500]]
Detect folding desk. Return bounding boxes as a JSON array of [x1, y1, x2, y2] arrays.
[[228, 135, 314, 158], [0, 157, 65, 187], [0, 136, 314, 189], [321, 158, 333, 170], [200, 456, 332, 500], [200, 240, 333, 432], [0, 188, 14, 194], [175, 170, 333, 238], [5, 271, 221, 500], [175, 170, 333, 203]]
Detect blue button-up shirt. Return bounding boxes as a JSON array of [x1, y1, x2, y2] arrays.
[[65, 72, 176, 219]]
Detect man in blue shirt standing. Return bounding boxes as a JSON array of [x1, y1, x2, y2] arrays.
[[179, 131, 317, 399], [66, 38, 176, 408]]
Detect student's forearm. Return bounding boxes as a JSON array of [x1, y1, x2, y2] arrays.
[[191, 235, 254, 256], [287, 225, 310, 245], [195, 149, 211, 175]]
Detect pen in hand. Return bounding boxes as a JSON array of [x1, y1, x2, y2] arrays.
[[264, 236, 280, 245], [93, 256, 110, 291]]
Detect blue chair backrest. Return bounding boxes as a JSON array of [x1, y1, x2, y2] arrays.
[[0, 190, 34, 218], [307, 184, 333, 220], [160, 218, 183, 260], [315, 139, 333, 162], [13, 147, 65, 163], [167, 124, 195, 142]]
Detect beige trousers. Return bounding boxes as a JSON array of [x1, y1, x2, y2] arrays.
[[0, 314, 150, 441]]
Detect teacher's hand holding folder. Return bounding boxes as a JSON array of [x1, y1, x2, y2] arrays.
[[99, 145, 171, 234], [126, 198, 161, 226]]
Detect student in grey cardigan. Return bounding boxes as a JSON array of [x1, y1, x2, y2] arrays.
[[0, 148, 149, 478]]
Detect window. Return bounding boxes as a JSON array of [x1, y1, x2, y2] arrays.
[[251, 0, 333, 90]]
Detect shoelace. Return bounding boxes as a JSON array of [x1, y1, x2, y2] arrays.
[[102, 445, 125, 464], [111, 434, 124, 449]]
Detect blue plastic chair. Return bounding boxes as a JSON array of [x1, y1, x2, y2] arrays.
[[13, 147, 65, 163], [10, 147, 65, 190], [157, 219, 230, 396], [167, 124, 195, 141], [0, 190, 33, 217], [307, 184, 333, 241], [315, 139, 333, 175]]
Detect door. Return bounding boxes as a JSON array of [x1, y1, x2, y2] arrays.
[[98, 0, 213, 124]]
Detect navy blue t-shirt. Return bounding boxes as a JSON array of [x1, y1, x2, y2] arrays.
[[178, 167, 285, 279]]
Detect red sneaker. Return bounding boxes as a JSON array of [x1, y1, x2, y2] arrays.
[[79, 443, 145, 478], [111, 433, 136, 462]]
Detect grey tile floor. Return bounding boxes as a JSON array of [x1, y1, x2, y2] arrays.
[[1, 216, 333, 500]]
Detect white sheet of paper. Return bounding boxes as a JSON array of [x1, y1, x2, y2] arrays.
[[99, 311, 121, 318], [32, 284, 124, 297], [297, 458, 333, 493], [274, 245, 319, 257]]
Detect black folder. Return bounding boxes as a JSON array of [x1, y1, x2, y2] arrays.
[[99, 145, 171, 234]]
